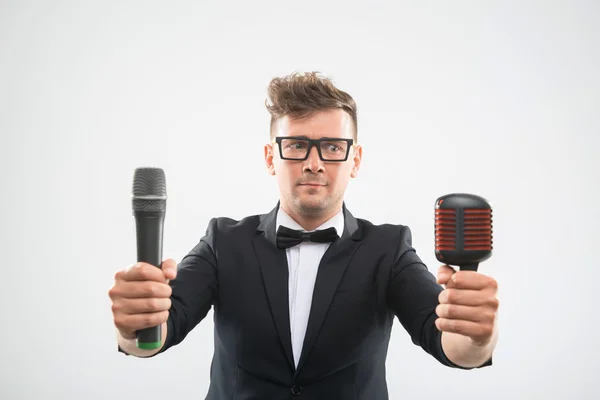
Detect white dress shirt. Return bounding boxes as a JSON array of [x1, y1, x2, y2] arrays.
[[275, 206, 345, 368]]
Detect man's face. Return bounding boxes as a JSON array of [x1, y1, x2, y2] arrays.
[[264, 109, 362, 218]]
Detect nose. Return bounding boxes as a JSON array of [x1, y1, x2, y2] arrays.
[[303, 144, 324, 173]]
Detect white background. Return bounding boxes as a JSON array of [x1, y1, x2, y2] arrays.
[[2, 1, 599, 399]]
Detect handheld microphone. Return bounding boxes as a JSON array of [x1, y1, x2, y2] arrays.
[[131, 167, 167, 349], [434, 193, 493, 271]]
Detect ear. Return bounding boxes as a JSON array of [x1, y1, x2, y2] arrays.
[[264, 143, 276, 176], [350, 144, 362, 178]]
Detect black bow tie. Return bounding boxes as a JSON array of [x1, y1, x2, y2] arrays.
[[276, 225, 339, 249]]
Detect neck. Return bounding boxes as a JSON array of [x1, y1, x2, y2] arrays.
[[280, 202, 342, 231]]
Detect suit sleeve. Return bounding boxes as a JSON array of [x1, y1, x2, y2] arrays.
[[158, 217, 219, 354], [386, 225, 492, 369]]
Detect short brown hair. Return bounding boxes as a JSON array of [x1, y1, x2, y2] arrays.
[[265, 71, 358, 139]]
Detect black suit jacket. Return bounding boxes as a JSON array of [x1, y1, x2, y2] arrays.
[[140, 203, 491, 399]]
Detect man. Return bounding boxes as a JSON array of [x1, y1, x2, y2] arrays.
[[109, 71, 499, 399]]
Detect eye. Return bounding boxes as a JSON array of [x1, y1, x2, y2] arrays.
[[285, 141, 307, 149], [322, 142, 343, 152]]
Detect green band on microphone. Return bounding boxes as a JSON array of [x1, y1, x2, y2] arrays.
[[137, 340, 162, 350]]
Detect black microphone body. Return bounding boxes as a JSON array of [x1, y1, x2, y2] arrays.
[[132, 167, 167, 349], [434, 193, 493, 271]]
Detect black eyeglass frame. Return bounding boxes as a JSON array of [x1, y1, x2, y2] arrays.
[[272, 136, 356, 162]]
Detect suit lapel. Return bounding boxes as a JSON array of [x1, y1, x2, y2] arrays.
[[294, 204, 364, 376], [251, 202, 364, 376], [251, 203, 295, 371]]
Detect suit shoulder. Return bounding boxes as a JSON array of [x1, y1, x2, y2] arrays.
[[355, 216, 409, 236], [354, 217, 417, 261], [204, 212, 262, 238]]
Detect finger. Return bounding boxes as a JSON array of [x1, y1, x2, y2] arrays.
[[435, 317, 494, 343], [114, 311, 170, 333], [435, 303, 496, 323], [118, 329, 137, 340], [119, 262, 168, 283], [112, 297, 172, 315], [110, 281, 172, 299], [448, 271, 497, 291], [161, 258, 178, 281], [436, 264, 456, 285], [439, 288, 499, 308]]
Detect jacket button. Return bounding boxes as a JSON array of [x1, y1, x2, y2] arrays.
[[291, 384, 303, 396]]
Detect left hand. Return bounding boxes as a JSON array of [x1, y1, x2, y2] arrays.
[[435, 264, 499, 347]]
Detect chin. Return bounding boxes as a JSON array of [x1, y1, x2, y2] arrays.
[[293, 196, 329, 216]]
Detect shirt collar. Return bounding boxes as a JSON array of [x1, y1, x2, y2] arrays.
[[276, 206, 345, 236]]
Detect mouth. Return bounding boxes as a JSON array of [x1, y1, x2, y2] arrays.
[[298, 182, 326, 187]]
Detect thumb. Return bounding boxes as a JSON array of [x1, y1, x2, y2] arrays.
[[437, 264, 456, 285], [161, 258, 178, 282]]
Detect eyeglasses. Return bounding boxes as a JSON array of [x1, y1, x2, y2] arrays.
[[272, 136, 356, 162]]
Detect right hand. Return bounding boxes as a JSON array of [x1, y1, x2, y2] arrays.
[[108, 259, 177, 340]]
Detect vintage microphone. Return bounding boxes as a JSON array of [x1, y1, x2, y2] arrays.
[[131, 167, 167, 349], [434, 193, 493, 271]]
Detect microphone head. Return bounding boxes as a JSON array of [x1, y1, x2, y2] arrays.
[[434, 193, 493, 270], [132, 167, 167, 212]]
